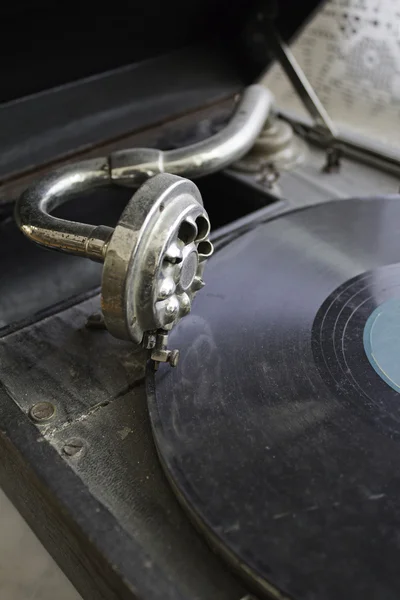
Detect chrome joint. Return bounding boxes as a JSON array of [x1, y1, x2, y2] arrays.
[[15, 85, 273, 363]]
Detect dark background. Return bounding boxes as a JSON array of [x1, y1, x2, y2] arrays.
[[1, 1, 322, 102]]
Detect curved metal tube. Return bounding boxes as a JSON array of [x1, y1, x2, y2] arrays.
[[16, 85, 273, 260], [110, 85, 274, 184], [16, 157, 114, 261]]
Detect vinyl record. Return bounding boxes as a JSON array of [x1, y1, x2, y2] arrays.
[[147, 196, 400, 600]]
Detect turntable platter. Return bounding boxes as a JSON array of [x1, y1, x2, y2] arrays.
[[147, 197, 400, 600]]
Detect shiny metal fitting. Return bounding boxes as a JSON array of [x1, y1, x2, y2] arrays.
[[233, 116, 307, 174], [15, 84, 273, 362], [101, 174, 212, 348]]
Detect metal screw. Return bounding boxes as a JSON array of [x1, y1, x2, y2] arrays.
[[29, 402, 55, 423], [62, 439, 85, 458], [143, 332, 157, 349], [86, 312, 107, 330], [152, 349, 180, 370], [322, 146, 342, 174], [256, 161, 280, 188], [168, 349, 180, 367]]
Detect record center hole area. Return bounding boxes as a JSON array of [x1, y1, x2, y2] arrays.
[[363, 298, 400, 393]]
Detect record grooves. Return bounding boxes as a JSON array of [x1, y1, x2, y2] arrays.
[[148, 197, 400, 600], [312, 264, 400, 439]]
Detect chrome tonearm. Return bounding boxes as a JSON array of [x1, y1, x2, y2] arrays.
[[15, 85, 273, 366]]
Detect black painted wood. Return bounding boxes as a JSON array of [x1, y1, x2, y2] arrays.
[[0, 384, 186, 600]]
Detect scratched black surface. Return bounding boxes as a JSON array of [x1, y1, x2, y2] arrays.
[[313, 264, 400, 441], [148, 196, 400, 600], [0, 294, 145, 426]]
